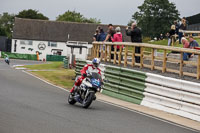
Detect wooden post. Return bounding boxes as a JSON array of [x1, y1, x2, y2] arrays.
[[179, 52, 183, 77], [114, 46, 117, 64], [124, 46, 128, 67], [100, 44, 103, 61], [118, 46, 122, 65], [132, 46, 135, 67], [104, 45, 107, 62], [197, 54, 200, 79], [109, 45, 111, 62], [162, 50, 167, 73], [151, 48, 155, 70], [97, 45, 100, 58], [140, 47, 144, 68], [92, 44, 95, 58]]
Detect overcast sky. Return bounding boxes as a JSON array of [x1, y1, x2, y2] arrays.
[[1, 0, 199, 25]]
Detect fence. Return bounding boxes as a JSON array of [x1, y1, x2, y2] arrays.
[[1, 52, 37, 60], [92, 42, 200, 79], [46, 55, 66, 61], [75, 60, 200, 122], [171, 30, 200, 46]]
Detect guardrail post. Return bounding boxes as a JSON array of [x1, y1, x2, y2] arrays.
[[132, 46, 135, 67], [114, 45, 117, 64], [140, 47, 144, 68], [124, 46, 128, 67], [179, 52, 183, 77], [197, 55, 200, 79], [118, 45, 122, 65], [109, 45, 111, 62], [151, 48, 155, 70], [92, 44, 96, 58], [162, 50, 167, 73], [104, 45, 108, 62]]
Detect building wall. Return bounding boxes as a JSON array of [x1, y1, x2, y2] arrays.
[[11, 39, 91, 60]]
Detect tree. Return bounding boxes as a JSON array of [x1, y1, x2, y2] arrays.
[[0, 12, 15, 38], [131, 0, 180, 38], [16, 9, 49, 20], [56, 10, 101, 24]]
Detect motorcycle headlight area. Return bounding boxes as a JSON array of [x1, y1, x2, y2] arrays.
[[91, 79, 100, 87]]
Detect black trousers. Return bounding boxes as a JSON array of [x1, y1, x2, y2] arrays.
[[135, 46, 140, 63]]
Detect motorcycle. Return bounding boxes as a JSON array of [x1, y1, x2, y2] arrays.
[[68, 71, 103, 108], [5, 57, 10, 65]]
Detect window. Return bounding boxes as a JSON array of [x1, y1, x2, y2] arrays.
[[20, 40, 32, 45], [48, 42, 57, 47]]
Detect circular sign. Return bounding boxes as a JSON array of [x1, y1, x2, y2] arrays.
[[38, 42, 46, 50]]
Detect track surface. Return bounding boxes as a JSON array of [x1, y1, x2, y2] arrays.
[[0, 59, 198, 133]]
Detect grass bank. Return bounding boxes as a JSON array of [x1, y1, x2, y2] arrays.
[[22, 62, 75, 89]]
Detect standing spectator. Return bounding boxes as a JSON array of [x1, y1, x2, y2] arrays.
[[93, 26, 100, 41], [126, 22, 142, 63], [111, 27, 123, 60], [97, 28, 106, 41], [178, 18, 187, 44], [183, 36, 199, 60], [174, 21, 180, 35], [97, 28, 107, 57], [104, 24, 116, 59], [167, 25, 176, 46]]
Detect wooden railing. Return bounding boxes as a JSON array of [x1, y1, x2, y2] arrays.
[[172, 30, 200, 46], [92, 42, 200, 79]]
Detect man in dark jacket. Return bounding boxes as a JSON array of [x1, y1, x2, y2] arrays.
[[126, 22, 142, 63]]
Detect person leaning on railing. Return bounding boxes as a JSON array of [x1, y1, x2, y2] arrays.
[[126, 22, 142, 63], [182, 36, 199, 61]]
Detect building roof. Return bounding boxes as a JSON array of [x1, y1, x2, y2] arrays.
[[12, 18, 131, 43]]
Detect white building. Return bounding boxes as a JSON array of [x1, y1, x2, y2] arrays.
[[11, 18, 130, 60]]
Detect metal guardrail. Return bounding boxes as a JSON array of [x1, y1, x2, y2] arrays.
[[92, 41, 200, 79]]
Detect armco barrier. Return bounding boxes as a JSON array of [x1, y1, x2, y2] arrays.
[[1, 52, 37, 60], [103, 66, 146, 104], [75, 60, 200, 122]]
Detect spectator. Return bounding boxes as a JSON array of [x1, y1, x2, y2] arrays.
[[183, 36, 199, 61], [111, 27, 123, 60], [104, 24, 116, 59], [97, 28, 107, 57], [126, 22, 142, 63], [93, 26, 100, 41], [181, 37, 190, 48], [178, 18, 187, 44], [159, 34, 164, 40], [174, 20, 180, 35], [167, 25, 176, 46]]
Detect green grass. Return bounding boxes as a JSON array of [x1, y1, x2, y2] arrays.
[[21, 62, 75, 89], [24, 62, 64, 70], [31, 70, 75, 89]]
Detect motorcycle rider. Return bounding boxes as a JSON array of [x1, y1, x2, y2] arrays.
[[70, 58, 101, 95], [5, 54, 10, 65]]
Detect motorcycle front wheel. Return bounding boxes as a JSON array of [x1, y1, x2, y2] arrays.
[[82, 92, 95, 108], [68, 93, 76, 105]]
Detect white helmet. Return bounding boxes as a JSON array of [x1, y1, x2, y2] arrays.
[[92, 58, 100, 68]]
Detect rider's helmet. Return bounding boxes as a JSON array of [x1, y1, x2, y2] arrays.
[[92, 58, 100, 68]]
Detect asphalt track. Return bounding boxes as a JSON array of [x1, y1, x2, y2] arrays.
[[0, 59, 199, 133]]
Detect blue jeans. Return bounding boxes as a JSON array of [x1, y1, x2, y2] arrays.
[[183, 53, 192, 61]]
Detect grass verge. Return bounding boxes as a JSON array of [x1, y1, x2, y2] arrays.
[[22, 62, 75, 89]]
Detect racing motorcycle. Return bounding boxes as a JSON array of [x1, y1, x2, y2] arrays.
[[68, 71, 103, 108], [5, 56, 10, 65]]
